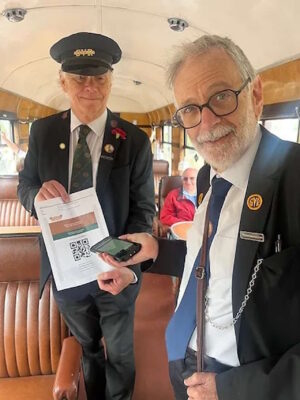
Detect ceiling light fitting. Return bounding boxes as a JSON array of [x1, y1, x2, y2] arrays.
[[168, 17, 188, 32], [2, 8, 27, 22]]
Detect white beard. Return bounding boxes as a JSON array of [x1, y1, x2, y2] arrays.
[[192, 108, 258, 172]]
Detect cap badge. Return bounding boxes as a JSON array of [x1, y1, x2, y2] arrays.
[[104, 144, 114, 154], [247, 194, 263, 211], [74, 49, 96, 57], [59, 143, 66, 150], [198, 193, 204, 205]]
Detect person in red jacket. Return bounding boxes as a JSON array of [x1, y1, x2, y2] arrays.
[[160, 168, 198, 227]]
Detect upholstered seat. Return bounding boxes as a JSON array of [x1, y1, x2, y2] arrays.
[[0, 376, 57, 400], [153, 159, 169, 205], [0, 198, 38, 226], [0, 175, 19, 199], [0, 175, 38, 227], [0, 235, 68, 400]]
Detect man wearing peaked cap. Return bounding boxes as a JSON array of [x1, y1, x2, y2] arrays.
[[18, 32, 155, 400]]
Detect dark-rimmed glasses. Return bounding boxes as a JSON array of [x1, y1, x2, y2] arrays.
[[174, 77, 251, 129]]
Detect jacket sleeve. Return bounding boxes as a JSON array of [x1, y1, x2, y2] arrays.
[[126, 133, 155, 234], [216, 342, 300, 399], [17, 120, 42, 219], [143, 238, 187, 278], [160, 190, 183, 226]]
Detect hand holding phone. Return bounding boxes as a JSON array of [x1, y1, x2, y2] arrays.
[[91, 236, 141, 262]]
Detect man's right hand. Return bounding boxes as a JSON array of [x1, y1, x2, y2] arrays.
[[35, 180, 70, 202], [100, 232, 159, 267]]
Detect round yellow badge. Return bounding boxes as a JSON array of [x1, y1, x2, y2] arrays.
[[198, 193, 204, 205], [247, 194, 263, 210], [59, 143, 66, 150], [104, 144, 114, 154]]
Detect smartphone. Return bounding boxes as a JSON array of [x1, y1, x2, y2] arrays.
[[90, 236, 141, 262]]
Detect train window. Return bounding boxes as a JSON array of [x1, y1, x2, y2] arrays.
[[182, 131, 204, 171], [182, 148, 205, 171], [263, 119, 299, 143], [0, 119, 18, 175], [0, 119, 13, 141], [161, 125, 172, 172]]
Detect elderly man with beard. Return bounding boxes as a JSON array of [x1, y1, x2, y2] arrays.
[[97, 35, 300, 400]]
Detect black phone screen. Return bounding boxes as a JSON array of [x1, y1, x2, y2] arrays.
[[90, 236, 141, 261], [99, 237, 133, 256]]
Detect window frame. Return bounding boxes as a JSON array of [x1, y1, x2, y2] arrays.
[[261, 100, 300, 143], [162, 124, 173, 145], [0, 118, 14, 144]]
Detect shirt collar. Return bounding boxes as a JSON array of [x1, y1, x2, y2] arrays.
[[183, 190, 197, 197], [70, 109, 108, 137], [210, 125, 262, 190]]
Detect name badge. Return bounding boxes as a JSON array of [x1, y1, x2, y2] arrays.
[[100, 155, 114, 161], [240, 231, 265, 242]]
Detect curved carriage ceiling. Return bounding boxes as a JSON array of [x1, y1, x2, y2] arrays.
[[0, 0, 300, 114]]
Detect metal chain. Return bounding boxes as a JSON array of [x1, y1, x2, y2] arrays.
[[205, 258, 263, 330]]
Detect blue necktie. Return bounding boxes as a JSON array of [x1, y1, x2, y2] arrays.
[[165, 177, 232, 362]]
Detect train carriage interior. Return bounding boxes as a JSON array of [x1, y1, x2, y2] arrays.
[[0, 0, 300, 399]]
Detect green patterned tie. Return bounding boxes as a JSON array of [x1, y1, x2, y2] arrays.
[[70, 124, 93, 193]]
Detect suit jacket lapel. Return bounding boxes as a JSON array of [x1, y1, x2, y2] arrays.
[[53, 110, 70, 190], [232, 128, 285, 339], [96, 110, 121, 201]]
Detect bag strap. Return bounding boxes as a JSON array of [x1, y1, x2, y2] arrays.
[[195, 202, 210, 372], [196, 163, 210, 206]]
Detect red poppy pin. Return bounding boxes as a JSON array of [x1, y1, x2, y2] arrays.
[[111, 127, 127, 140]]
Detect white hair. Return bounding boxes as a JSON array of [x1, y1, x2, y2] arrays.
[[167, 34, 256, 88]]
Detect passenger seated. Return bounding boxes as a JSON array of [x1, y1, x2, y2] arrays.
[[160, 168, 197, 227]]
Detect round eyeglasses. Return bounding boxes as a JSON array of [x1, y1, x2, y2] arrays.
[[174, 77, 251, 129]]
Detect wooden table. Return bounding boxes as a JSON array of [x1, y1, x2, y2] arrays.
[[170, 221, 193, 240], [0, 226, 41, 235]]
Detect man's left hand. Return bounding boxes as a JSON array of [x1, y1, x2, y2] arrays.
[[184, 372, 218, 400], [97, 267, 135, 295]]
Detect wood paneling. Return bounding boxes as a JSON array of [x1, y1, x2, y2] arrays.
[[119, 112, 151, 137], [0, 88, 56, 120], [3, 56, 300, 176], [0, 88, 57, 147], [260, 58, 300, 105]]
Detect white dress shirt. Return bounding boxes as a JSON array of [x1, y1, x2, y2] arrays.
[[67, 110, 138, 284], [68, 109, 107, 192], [177, 127, 262, 366]]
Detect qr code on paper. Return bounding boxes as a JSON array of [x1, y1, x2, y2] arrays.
[[70, 238, 91, 261]]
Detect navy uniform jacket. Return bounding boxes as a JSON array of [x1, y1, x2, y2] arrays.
[[150, 126, 300, 399], [18, 109, 155, 299]]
